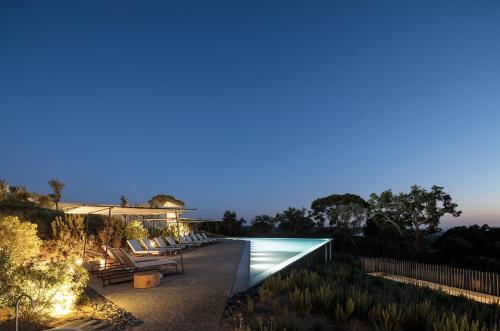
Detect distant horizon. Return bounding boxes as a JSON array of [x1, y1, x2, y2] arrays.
[[3, 178, 498, 228], [2, 1, 499, 226]]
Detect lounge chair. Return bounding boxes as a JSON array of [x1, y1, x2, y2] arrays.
[[192, 233, 211, 244], [179, 235, 201, 247], [140, 238, 177, 256], [165, 235, 190, 249], [188, 233, 206, 245], [119, 248, 178, 274], [153, 237, 181, 254], [127, 239, 167, 256], [201, 232, 219, 243], [195, 233, 216, 244]]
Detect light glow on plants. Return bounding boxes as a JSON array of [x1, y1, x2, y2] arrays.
[[51, 285, 76, 317]]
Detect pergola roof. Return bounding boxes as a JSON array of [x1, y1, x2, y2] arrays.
[[62, 204, 195, 216], [143, 218, 222, 223]]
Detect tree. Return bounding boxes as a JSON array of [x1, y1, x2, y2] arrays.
[[48, 179, 65, 210], [311, 193, 368, 227], [275, 207, 314, 236], [399, 185, 461, 251], [221, 210, 244, 235], [251, 215, 275, 234], [328, 203, 367, 256], [370, 185, 461, 253], [120, 195, 129, 207], [148, 194, 185, 208], [368, 190, 405, 236]]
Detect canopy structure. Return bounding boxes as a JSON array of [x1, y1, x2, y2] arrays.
[[62, 204, 194, 216], [62, 203, 197, 273]]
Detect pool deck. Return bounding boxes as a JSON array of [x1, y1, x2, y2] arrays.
[[89, 240, 245, 331]]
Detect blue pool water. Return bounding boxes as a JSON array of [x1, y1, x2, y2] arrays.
[[237, 238, 331, 286]]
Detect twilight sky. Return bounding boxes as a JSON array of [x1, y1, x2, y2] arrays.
[[1, 1, 499, 226]]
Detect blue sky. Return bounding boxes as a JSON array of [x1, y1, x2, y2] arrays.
[[1, 1, 499, 226]]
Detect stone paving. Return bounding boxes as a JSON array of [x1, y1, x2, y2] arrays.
[[89, 240, 245, 331]]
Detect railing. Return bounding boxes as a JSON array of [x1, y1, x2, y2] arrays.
[[360, 257, 500, 299]]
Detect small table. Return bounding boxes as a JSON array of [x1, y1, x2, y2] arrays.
[[134, 271, 160, 289]]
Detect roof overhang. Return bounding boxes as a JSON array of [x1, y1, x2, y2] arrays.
[[62, 204, 195, 216]]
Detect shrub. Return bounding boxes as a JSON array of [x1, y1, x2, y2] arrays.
[[262, 274, 286, 297], [124, 220, 148, 240], [369, 303, 402, 331], [246, 296, 254, 313], [335, 298, 354, 325], [49, 215, 93, 260], [16, 260, 88, 321], [312, 283, 333, 315], [0, 215, 41, 266], [289, 287, 312, 317]]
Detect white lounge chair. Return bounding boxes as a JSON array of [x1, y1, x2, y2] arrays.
[[179, 235, 201, 247], [127, 239, 166, 256], [188, 233, 206, 245], [153, 237, 181, 253], [165, 236, 190, 249], [140, 238, 177, 255], [119, 248, 178, 274], [201, 233, 219, 243]]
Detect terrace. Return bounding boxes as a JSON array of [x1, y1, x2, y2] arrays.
[[48, 203, 332, 330]]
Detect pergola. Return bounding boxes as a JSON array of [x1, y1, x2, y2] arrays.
[[62, 203, 196, 273]]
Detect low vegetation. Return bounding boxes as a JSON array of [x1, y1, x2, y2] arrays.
[[225, 259, 500, 331]]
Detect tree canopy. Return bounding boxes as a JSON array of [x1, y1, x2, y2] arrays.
[[148, 194, 185, 208]]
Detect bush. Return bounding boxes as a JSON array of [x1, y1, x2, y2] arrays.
[[289, 287, 312, 317], [0, 215, 41, 266], [0, 215, 89, 323], [49, 215, 93, 261], [124, 220, 148, 240]]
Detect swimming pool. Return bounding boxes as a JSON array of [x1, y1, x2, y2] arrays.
[[232, 237, 331, 288]]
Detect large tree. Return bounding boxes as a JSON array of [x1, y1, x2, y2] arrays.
[[48, 179, 65, 210], [311, 193, 368, 227], [275, 207, 314, 236], [120, 195, 129, 207], [221, 210, 244, 235], [370, 185, 461, 252], [148, 194, 185, 208], [251, 214, 275, 234], [328, 203, 367, 256]]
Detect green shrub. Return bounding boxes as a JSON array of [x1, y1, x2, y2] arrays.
[[246, 296, 254, 313], [49, 215, 92, 260], [312, 283, 333, 315], [263, 274, 286, 297], [335, 298, 354, 325], [0, 215, 41, 266], [98, 216, 126, 248], [289, 287, 312, 317], [369, 303, 403, 331], [124, 220, 148, 240]]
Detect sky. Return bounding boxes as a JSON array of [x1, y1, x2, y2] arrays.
[[1, 1, 499, 226]]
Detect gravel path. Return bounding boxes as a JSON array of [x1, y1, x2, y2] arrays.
[[89, 240, 245, 331]]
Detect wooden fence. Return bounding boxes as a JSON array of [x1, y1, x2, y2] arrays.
[[360, 257, 500, 297]]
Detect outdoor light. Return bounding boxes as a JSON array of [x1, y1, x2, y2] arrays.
[[99, 258, 106, 269], [51, 286, 75, 317], [75, 258, 83, 266]]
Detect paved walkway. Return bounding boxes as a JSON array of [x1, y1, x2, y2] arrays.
[[89, 240, 245, 331]]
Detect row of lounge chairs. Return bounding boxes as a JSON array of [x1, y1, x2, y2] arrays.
[[99, 232, 219, 287]]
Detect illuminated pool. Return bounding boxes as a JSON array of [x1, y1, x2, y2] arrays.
[[235, 238, 331, 286]]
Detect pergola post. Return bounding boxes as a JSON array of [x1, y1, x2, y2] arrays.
[[104, 208, 112, 270], [175, 211, 185, 274], [82, 213, 90, 262]]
